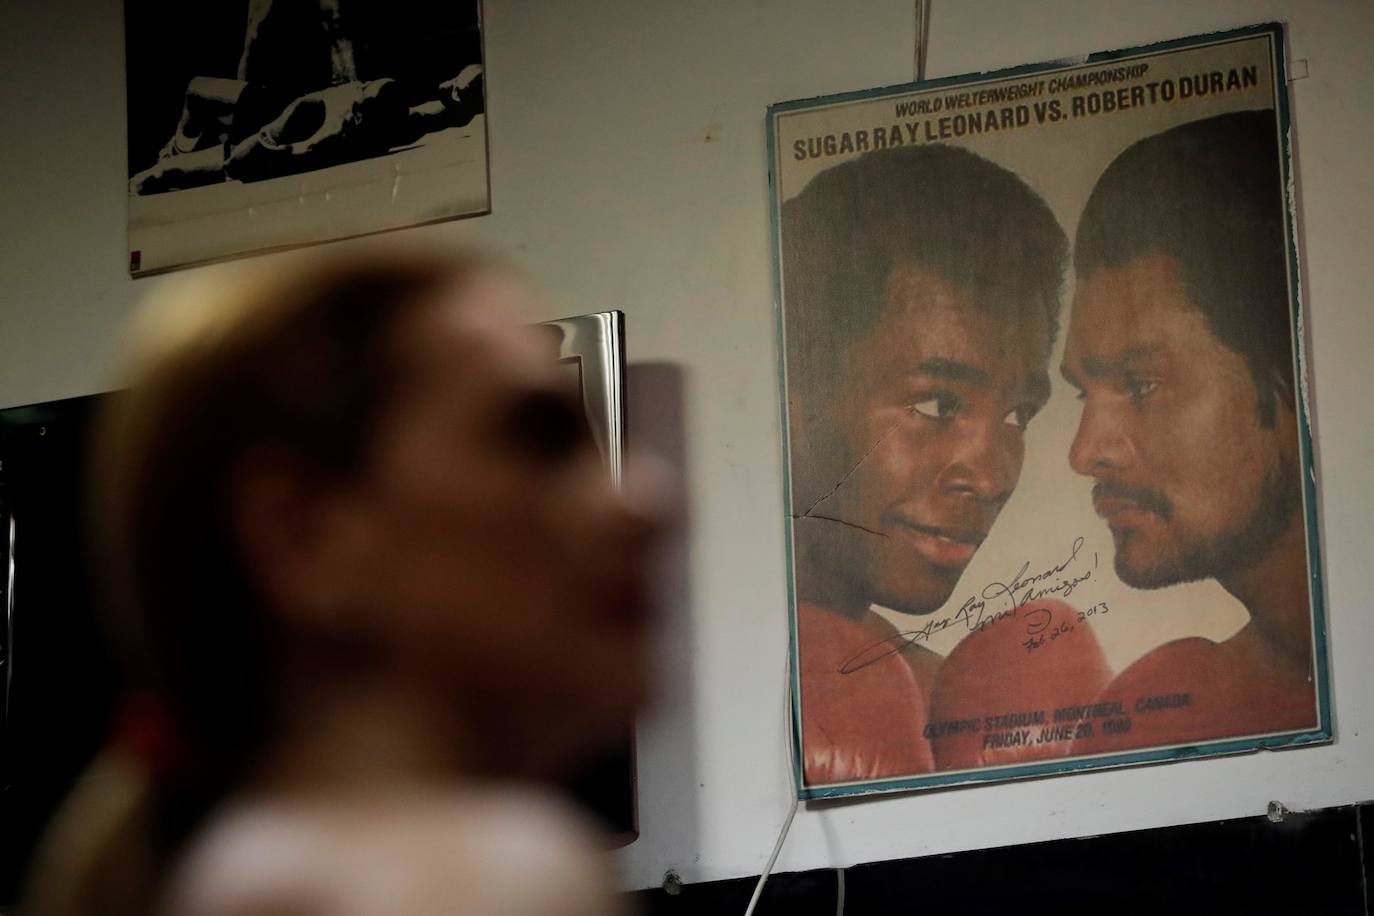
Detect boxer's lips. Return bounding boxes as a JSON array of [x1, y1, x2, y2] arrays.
[[888, 518, 986, 569], [1092, 495, 1162, 530]]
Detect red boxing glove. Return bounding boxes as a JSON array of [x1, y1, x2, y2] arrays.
[[1070, 635, 1318, 757], [798, 604, 934, 785], [928, 600, 1112, 771]]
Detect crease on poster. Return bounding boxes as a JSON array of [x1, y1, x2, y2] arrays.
[[1286, 123, 1313, 429]]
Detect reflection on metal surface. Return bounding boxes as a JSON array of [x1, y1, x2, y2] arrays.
[[539, 310, 636, 845], [542, 311, 625, 487]]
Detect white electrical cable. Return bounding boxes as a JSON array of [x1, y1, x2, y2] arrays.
[[742, 795, 800, 916], [835, 867, 846, 916], [741, 635, 805, 916]]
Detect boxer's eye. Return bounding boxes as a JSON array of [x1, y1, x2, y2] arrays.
[[909, 393, 960, 420], [1123, 375, 1160, 405]]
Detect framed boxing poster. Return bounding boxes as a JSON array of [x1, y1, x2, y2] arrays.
[[124, 0, 489, 275], [768, 22, 1330, 799]]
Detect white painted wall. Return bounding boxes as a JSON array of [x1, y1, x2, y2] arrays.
[[3, 0, 1372, 891]]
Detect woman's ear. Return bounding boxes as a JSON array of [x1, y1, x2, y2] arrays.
[[230, 448, 371, 631]]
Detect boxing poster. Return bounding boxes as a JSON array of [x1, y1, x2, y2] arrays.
[[768, 23, 1330, 799], [124, 1, 488, 274]]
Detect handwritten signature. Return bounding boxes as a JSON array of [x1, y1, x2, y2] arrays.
[[838, 536, 1098, 674]]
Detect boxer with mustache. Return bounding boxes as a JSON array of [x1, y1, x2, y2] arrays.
[[1062, 111, 1319, 754]]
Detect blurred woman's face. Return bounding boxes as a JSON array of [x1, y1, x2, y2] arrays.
[[329, 272, 666, 756]]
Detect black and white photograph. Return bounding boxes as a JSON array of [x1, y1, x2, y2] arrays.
[[125, 0, 488, 273]]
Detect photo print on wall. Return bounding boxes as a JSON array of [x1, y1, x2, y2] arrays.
[[767, 23, 1330, 799], [125, 0, 489, 274]]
